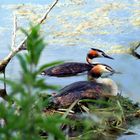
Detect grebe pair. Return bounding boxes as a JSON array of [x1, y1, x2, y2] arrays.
[[42, 48, 118, 107], [42, 48, 113, 77], [50, 64, 118, 107]]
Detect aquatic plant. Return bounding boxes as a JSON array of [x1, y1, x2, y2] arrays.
[[0, 25, 66, 140]]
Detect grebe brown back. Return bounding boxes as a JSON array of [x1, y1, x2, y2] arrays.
[[42, 62, 92, 77], [42, 48, 113, 77], [50, 64, 118, 107]]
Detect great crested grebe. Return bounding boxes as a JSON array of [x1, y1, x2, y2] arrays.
[[50, 64, 118, 107], [42, 48, 113, 77]]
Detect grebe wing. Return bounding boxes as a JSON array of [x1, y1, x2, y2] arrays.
[[56, 81, 112, 97], [52, 81, 104, 106], [58, 81, 101, 96], [42, 62, 92, 77]]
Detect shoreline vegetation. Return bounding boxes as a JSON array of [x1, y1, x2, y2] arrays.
[[0, 0, 140, 139]]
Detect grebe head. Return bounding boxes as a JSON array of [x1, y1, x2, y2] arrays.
[[88, 64, 119, 96], [88, 63, 116, 79], [86, 48, 114, 64]]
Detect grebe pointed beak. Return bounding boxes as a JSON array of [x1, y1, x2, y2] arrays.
[[113, 71, 122, 74], [109, 69, 122, 75], [106, 66, 116, 74], [106, 71, 122, 77], [103, 66, 121, 77], [102, 53, 114, 59], [103, 53, 114, 59]]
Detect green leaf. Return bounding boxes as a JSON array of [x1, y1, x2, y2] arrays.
[[17, 54, 28, 73], [39, 116, 67, 140], [0, 78, 25, 94]]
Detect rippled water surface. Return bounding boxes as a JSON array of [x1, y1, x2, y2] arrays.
[[0, 0, 140, 139]]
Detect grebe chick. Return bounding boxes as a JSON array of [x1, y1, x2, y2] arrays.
[[51, 64, 118, 107], [42, 48, 113, 77]]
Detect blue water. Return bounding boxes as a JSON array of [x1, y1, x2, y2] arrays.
[[0, 0, 140, 139], [0, 0, 52, 4]]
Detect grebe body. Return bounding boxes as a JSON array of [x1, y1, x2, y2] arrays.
[[50, 64, 118, 107], [42, 62, 92, 77], [52, 79, 118, 107]]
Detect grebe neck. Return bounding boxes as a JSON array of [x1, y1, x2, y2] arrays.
[[96, 78, 118, 96], [88, 76, 118, 96]]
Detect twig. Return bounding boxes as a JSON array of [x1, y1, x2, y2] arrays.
[[39, 0, 59, 24], [17, 0, 59, 51], [0, 88, 7, 100], [62, 100, 79, 119], [16, 0, 59, 51], [0, 0, 59, 73], [11, 12, 17, 50], [130, 42, 140, 59], [126, 110, 140, 119], [3, 70, 6, 89]]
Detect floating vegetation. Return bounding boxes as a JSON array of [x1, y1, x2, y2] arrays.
[[1, 0, 139, 50], [131, 9, 140, 27]]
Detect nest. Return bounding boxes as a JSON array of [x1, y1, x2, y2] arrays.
[[41, 95, 140, 139]]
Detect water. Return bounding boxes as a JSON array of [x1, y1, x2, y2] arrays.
[[0, 0, 140, 139]]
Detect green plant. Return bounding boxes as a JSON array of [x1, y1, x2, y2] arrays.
[[0, 25, 66, 140]]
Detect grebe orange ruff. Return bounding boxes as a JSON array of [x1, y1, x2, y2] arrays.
[[42, 48, 113, 77], [50, 64, 118, 107]]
